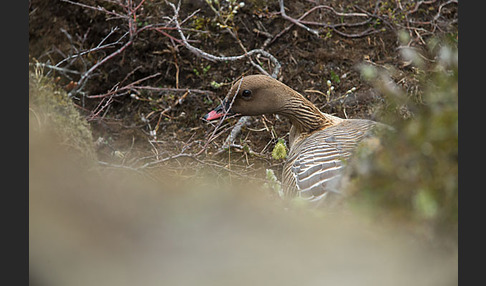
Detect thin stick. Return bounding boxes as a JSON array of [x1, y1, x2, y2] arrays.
[[278, 0, 320, 36]]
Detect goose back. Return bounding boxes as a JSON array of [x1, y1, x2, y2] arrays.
[[282, 119, 378, 203]]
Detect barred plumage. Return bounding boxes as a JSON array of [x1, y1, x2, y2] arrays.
[[283, 119, 378, 204]]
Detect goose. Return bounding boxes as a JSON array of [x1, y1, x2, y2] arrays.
[[204, 74, 385, 205]]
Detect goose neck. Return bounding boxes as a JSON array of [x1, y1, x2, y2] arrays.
[[279, 95, 335, 133]]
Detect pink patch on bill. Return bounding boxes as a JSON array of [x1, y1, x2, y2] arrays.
[[204, 110, 224, 121]]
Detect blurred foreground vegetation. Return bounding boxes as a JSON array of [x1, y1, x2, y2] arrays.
[[29, 66, 458, 286], [345, 35, 458, 243], [29, 67, 96, 162]]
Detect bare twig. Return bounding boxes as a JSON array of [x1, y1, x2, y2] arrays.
[[58, 0, 181, 98], [61, 0, 126, 18], [223, 116, 251, 147], [86, 95, 114, 121], [278, 0, 320, 36], [34, 62, 81, 75], [86, 72, 162, 99], [49, 27, 124, 77], [274, 0, 387, 41], [124, 86, 214, 96], [73, 39, 133, 97]]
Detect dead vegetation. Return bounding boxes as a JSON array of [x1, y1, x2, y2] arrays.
[[29, 0, 457, 176]]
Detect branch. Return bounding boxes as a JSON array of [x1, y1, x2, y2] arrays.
[[274, 0, 383, 41], [166, 0, 281, 78], [223, 116, 251, 147], [278, 0, 320, 36]]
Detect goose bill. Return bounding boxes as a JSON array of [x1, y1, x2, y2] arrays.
[[203, 99, 233, 121]]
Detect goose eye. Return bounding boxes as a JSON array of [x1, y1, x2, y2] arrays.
[[241, 89, 252, 99]]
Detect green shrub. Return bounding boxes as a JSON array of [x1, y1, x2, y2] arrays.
[[345, 36, 458, 242]]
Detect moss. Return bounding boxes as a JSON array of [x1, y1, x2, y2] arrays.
[[263, 168, 283, 198], [29, 68, 96, 162], [271, 138, 287, 160]]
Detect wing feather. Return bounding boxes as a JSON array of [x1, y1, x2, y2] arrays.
[[282, 119, 378, 202]]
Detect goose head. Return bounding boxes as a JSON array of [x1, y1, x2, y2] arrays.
[[203, 75, 292, 120], [203, 75, 341, 144]]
